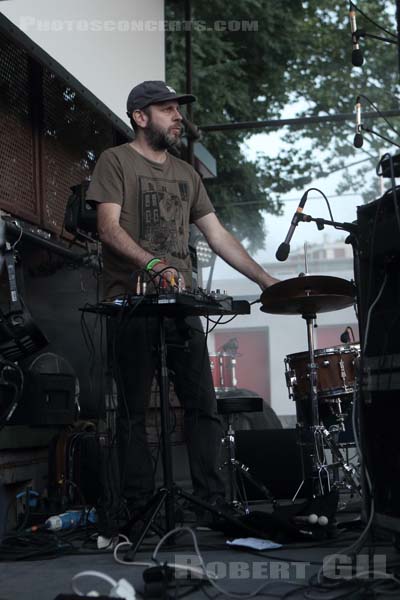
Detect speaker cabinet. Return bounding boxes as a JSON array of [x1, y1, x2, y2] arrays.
[[357, 188, 400, 531]]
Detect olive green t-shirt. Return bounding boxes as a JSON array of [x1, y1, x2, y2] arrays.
[[87, 143, 214, 298]]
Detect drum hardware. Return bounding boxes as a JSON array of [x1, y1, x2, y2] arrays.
[[292, 413, 360, 500], [217, 396, 275, 511], [284, 366, 296, 399], [339, 357, 348, 390], [330, 407, 345, 433], [261, 274, 360, 499], [321, 426, 361, 493]]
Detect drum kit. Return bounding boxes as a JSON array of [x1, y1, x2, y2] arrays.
[[260, 273, 361, 498]]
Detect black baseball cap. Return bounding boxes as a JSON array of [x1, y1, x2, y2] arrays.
[[126, 80, 196, 116]]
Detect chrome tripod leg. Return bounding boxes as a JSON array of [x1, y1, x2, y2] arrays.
[[233, 460, 276, 507], [219, 415, 276, 512], [321, 427, 361, 495], [292, 479, 305, 503], [314, 427, 331, 495], [220, 417, 238, 505]]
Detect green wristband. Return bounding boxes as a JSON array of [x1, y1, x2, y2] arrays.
[[145, 258, 162, 271]]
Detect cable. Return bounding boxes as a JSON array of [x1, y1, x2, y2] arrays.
[[306, 568, 400, 599], [0, 530, 75, 561], [358, 94, 400, 139], [205, 315, 224, 334], [352, 2, 397, 40], [151, 526, 304, 599], [8, 220, 23, 250], [113, 540, 216, 580], [315, 488, 375, 586], [362, 272, 388, 356], [71, 570, 136, 599], [304, 187, 336, 224], [206, 314, 238, 327], [81, 290, 144, 530], [145, 264, 184, 293]]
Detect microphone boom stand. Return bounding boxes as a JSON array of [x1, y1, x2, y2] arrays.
[[360, 126, 400, 150], [297, 214, 358, 234], [356, 30, 399, 46]]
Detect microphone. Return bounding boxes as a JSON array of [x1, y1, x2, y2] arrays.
[[220, 337, 239, 355], [276, 191, 308, 261], [349, 3, 363, 66], [354, 96, 363, 148], [340, 328, 350, 343]]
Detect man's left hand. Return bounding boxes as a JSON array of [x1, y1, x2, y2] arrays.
[[259, 274, 280, 291]]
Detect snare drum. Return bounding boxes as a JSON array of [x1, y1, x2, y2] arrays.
[[209, 353, 237, 390], [285, 344, 360, 402]]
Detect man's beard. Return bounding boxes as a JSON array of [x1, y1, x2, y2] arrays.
[[143, 118, 181, 151]]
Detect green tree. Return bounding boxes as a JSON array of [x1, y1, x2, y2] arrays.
[[165, 0, 399, 250]]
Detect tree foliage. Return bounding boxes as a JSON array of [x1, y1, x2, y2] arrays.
[[165, 0, 399, 250]]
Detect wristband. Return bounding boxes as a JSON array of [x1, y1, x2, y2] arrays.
[[145, 258, 162, 271]]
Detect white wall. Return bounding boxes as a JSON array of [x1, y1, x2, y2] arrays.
[[0, 0, 165, 124]]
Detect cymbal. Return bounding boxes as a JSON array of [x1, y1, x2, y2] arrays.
[[260, 275, 356, 315]]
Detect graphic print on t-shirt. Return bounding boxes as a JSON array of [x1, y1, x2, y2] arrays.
[[139, 176, 190, 260]]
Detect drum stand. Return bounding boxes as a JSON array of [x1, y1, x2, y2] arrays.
[[219, 407, 276, 512], [258, 259, 361, 504], [295, 312, 360, 499]]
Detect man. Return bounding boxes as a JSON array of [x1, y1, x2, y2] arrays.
[[87, 80, 277, 518]]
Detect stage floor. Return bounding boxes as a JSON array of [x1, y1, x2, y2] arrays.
[[0, 502, 399, 600]]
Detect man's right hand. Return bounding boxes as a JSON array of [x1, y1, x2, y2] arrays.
[[151, 261, 186, 290]]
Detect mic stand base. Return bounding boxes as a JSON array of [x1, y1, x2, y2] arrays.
[[122, 485, 265, 561]]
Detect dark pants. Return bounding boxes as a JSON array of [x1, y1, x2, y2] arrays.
[[112, 314, 225, 508]]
